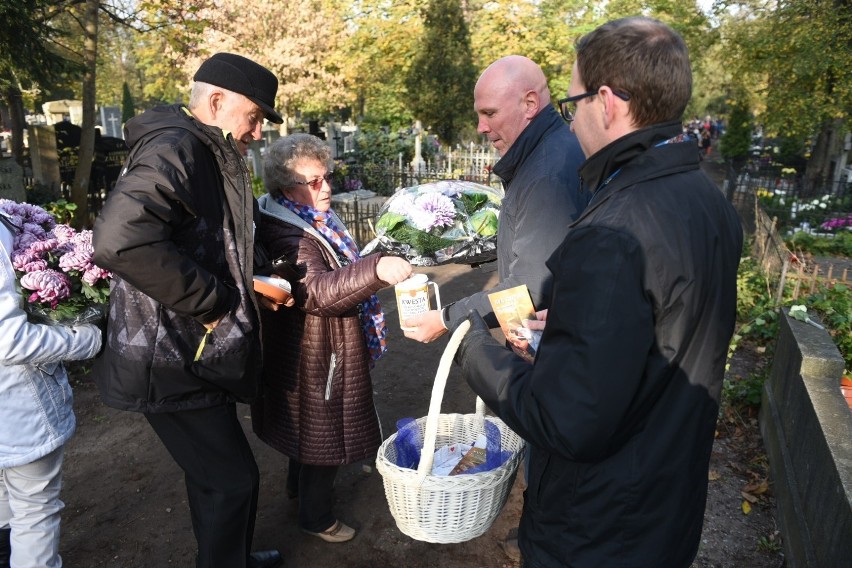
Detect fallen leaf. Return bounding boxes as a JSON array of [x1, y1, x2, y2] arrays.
[[708, 470, 721, 481], [741, 491, 758, 503], [744, 479, 769, 495], [742, 500, 752, 515]]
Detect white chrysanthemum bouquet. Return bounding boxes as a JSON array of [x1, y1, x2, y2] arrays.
[[1, 199, 110, 325], [362, 180, 502, 266]]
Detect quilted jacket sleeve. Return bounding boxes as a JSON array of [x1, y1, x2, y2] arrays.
[[265, 227, 388, 318]]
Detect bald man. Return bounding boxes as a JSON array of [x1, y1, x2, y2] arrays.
[[403, 55, 586, 343]]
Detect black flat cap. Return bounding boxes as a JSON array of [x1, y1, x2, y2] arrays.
[[194, 53, 283, 124]]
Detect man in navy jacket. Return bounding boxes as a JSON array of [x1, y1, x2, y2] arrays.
[[455, 18, 743, 567]]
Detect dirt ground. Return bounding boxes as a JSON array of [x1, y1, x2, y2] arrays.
[[58, 257, 784, 567]]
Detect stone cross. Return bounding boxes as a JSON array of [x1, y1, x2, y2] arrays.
[[99, 106, 123, 139], [410, 120, 426, 172]]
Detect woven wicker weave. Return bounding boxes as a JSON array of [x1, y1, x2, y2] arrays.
[[376, 321, 526, 543]]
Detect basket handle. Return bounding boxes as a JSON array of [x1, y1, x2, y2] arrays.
[[416, 320, 481, 481]]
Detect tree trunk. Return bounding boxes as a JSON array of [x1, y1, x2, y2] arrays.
[[804, 118, 844, 195], [2, 84, 26, 166], [70, 0, 99, 229]]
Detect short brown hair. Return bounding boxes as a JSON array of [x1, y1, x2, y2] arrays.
[[575, 17, 692, 128], [264, 134, 332, 197]]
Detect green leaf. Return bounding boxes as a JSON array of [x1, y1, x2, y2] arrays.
[[375, 212, 407, 234], [469, 209, 497, 236], [459, 192, 488, 214], [789, 305, 809, 321]]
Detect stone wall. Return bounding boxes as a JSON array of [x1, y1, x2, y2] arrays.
[[760, 309, 852, 567]]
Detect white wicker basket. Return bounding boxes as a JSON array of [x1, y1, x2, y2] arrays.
[[375, 321, 526, 543]]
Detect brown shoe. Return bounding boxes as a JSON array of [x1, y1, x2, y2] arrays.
[[500, 527, 521, 562], [303, 520, 356, 543]]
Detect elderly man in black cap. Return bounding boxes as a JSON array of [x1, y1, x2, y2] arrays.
[[92, 53, 285, 568]]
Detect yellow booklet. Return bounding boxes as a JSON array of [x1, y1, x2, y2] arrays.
[[488, 284, 540, 363]]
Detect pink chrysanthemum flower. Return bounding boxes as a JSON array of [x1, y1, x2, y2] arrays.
[[83, 265, 111, 286], [52, 224, 77, 244], [59, 249, 92, 273], [20, 269, 72, 308]]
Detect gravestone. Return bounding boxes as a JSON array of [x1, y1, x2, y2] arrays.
[[309, 120, 325, 140], [28, 125, 62, 198], [0, 157, 25, 202], [92, 135, 128, 195], [343, 134, 355, 155], [99, 106, 123, 139], [53, 121, 82, 189]]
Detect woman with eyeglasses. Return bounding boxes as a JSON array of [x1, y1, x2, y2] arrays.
[[251, 133, 412, 543]]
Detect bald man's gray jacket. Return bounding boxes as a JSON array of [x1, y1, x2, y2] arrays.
[[444, 104, 587, 325]]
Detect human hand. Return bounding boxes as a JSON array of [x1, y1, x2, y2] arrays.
[[523, 308, 548, 331], [376, 256, 413, 286], [258, 294, 295, 311], [402, 310, 448, 343]]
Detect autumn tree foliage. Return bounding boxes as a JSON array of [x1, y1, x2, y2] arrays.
[[719, 0, 851, 185], [188, 0, 351, 129], [0, 0, 81, 166], [405, 0, 477, 145], [121, 82, 135, 124], [341, 0, 422, 130]]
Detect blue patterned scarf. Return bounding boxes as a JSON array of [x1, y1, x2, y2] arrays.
[[275, 195, 387, 361]]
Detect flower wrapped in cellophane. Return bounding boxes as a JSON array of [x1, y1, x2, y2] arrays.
[[362, 180, 503, 266], [1, 199, 110, 325]]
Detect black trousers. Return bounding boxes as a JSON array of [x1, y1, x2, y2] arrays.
[[286, 459, 338, 533], [146, 402, 260, 568]]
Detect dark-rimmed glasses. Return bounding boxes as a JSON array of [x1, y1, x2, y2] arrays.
[[293, 171, 334, 191], [558, 89, 630, 122]]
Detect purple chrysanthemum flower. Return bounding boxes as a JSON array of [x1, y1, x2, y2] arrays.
[[0, 200, 55, 234], [414, 193, 455, 229], [2, 201, 111, 320], [20, 269, 72, 308]]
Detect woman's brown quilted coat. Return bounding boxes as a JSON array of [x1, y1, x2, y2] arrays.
[[251, 196, 388, 465]]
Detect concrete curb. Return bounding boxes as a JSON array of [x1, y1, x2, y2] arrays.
[[760, 308, 852, 567]]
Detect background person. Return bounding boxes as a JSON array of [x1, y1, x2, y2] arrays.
[[455, 17, 743, 567], [0, 210, 102, 568], [402, 54, 587, 562], [92, 53, 284, 568], [251, 134, 412, 544]]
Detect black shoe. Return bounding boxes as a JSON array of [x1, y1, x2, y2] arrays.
[[0, 527, 10, 568], [248, 549, 282, 568]]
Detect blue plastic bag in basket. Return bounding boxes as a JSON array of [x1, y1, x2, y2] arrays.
[[393, 417, 512, 473], [393, 417, 422, 469]]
